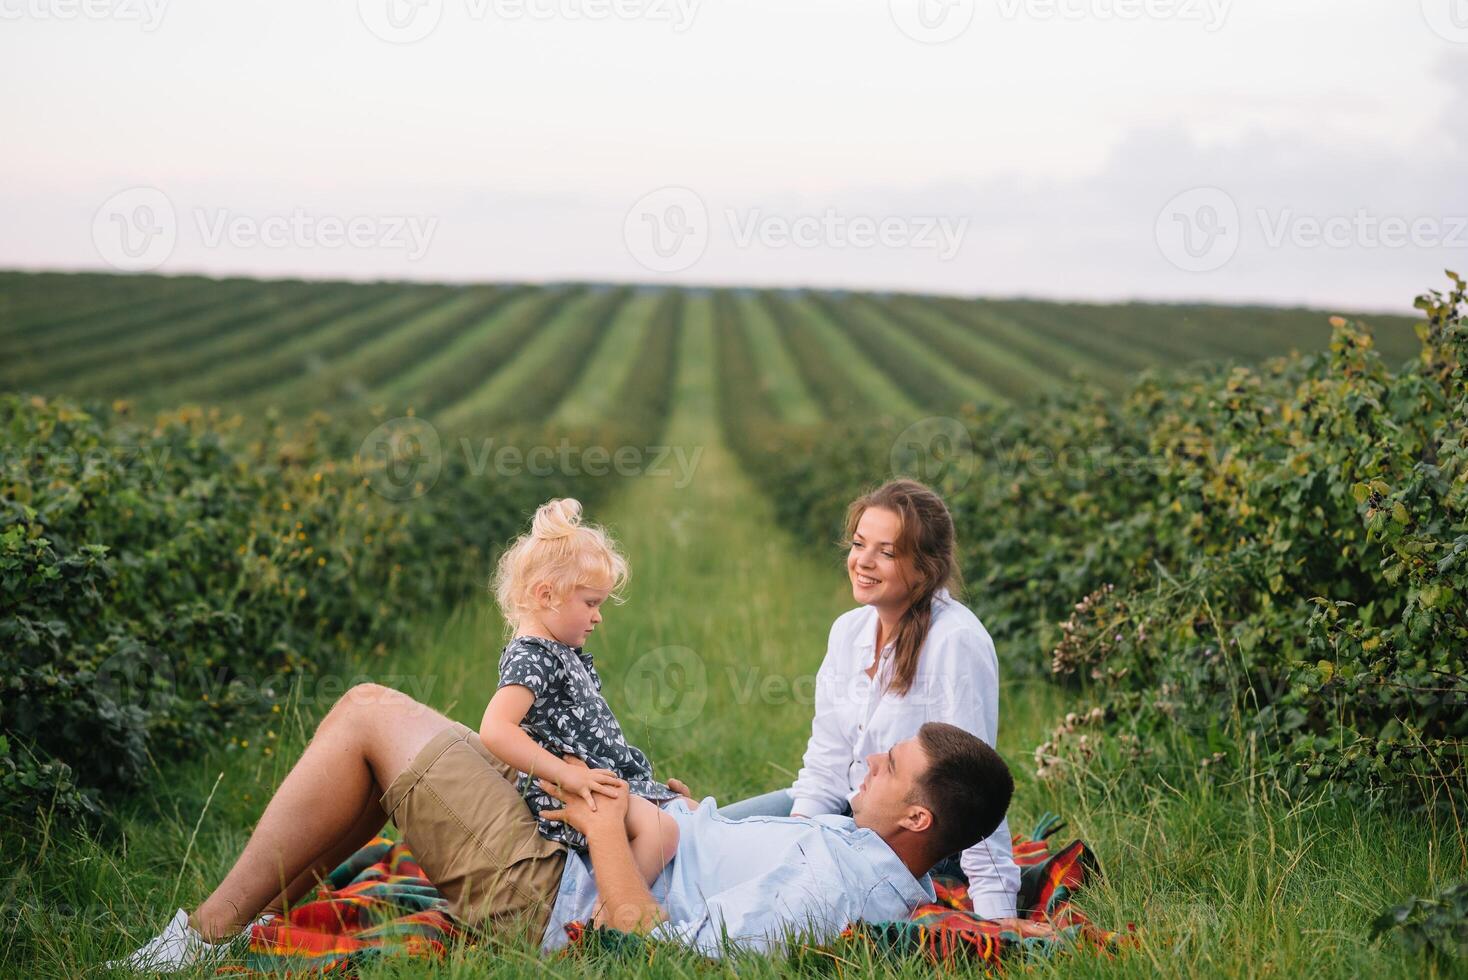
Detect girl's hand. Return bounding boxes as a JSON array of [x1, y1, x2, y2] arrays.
[[556, 761, 625, 812]]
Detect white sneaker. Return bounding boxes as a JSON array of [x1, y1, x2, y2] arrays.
[[104, 908, 242, 973]]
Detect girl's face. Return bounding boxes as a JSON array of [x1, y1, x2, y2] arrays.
[[536, 583, 610, 647], [848, 506, 912, 611]]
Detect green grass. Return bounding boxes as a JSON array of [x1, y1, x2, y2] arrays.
[[552, 292, 661, 427], [6, 287, 1461, 980], [732, 292, 824, 425]]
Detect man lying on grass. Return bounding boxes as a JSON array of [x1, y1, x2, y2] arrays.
[[108, 684, 1013, 969]]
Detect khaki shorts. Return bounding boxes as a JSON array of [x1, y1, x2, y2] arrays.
[[380, 721, 567, 942]]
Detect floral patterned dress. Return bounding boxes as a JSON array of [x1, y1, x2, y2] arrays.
[[496, 635, 677, 850]]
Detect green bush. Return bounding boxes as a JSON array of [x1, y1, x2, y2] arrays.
[[729, 274, 1468, 807], [0, 395, 613, 828]]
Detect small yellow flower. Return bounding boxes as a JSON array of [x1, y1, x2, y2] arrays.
[[317, 557, 326, 566], [282, 501, 292, 511], [272, 704, 281, 713]]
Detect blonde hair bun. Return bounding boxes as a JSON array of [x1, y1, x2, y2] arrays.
[[531, 498, 583, 540], [491, 497, 630, 631]]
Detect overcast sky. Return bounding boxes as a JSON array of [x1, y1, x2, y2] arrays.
[[2, 0, 1465, 312]]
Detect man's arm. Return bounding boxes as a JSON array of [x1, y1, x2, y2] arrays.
[[539, 758, 668, 934]]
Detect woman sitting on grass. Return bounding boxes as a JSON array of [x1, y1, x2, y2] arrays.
[[719, 478, 1021, 918]]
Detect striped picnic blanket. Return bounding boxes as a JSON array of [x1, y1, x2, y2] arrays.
[[216, 813, 1131, 974]]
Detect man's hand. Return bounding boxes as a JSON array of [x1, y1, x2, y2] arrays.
[[540, 758, 629, 842]]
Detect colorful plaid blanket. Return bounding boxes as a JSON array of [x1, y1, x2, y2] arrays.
[[215, 835, 463, 976], [215, 813, 1131, 974], [835, 812, 1138, 966]]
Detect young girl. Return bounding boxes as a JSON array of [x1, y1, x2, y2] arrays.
[[479, 497, 681, 885]]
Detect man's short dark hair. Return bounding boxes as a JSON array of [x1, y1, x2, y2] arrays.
[[911, 721, 1014, 861]]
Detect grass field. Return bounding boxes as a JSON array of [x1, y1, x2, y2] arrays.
[[1, 273, 1460, 977], [0, 272, 1424, 427]]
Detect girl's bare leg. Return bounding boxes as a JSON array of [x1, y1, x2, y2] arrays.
[[188, 683, 454, 941], [624, 796, 680, 885]]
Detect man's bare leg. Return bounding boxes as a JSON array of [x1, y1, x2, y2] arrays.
[[188, 683, 455, 941], [258, 794, 391, 919]]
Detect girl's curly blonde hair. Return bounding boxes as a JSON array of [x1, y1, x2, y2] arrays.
[[491, 498, 630, 629]]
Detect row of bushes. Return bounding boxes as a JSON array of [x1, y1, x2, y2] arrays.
[[729, 274, 1467, 807], [0, 395, 626, 829]]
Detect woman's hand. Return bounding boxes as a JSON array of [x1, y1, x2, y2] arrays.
[[665, 776, 699, 811], [553, 759, 626, 812]]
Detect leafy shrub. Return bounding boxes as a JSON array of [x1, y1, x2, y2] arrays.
[[0, 395, 614, 828], [729, 274, 1468, 807], [1372, 880, 1468, 962]]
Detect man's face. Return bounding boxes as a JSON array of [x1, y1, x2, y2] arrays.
[[849, 736, 932, 838]]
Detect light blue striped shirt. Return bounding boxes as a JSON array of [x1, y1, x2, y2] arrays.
[[541, 798, 936, 957]]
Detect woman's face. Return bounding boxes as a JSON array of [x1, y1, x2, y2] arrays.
[[848, 506, 912, 611]]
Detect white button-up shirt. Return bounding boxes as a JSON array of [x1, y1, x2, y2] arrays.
[[789, 588, 1021, 918]]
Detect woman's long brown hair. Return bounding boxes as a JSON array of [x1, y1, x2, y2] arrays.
[[844, 479, 964, 697]]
